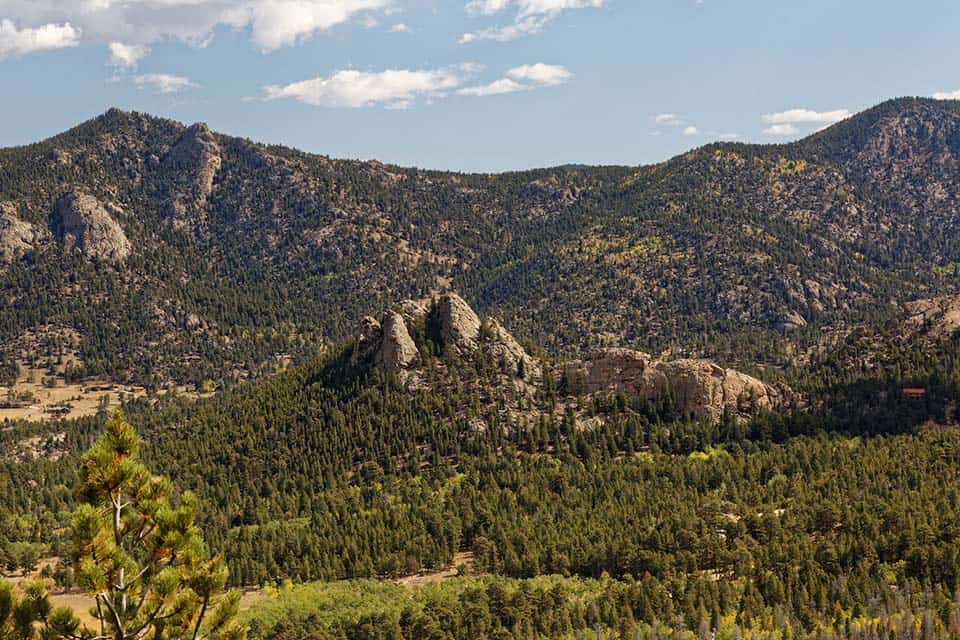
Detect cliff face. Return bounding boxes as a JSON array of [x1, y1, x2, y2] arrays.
[[162, 122, 222, 230], [563, 348, 788, 422], [902, 295, 960, 339], [54, 191, 131, 263]]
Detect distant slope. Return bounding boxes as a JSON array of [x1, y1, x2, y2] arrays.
[[0, 97, 959, 388]]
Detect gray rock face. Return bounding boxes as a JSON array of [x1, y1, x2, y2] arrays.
[[0, 202, 36, 262], [376, 311, 420, 373], [54, 191, 131, 263], [436, 293, 481, 355], [163, 122, 222, 228], [562, 348, 787, 422]]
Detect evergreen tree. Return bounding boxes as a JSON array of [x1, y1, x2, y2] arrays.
[[70, 410, 245, 640]]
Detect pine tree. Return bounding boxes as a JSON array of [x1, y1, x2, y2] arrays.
[[70, 410, 245, 640]]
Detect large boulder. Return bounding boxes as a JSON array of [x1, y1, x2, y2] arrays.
[[0, 202, 36, 262], [54, 191, 131, 263], [562, 348, 786, 422]]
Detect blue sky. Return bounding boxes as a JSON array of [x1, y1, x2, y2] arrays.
[[0, 0, 958, 171]]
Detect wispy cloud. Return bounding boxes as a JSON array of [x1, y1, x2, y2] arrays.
[[651, 112, 703, 135], [457, 63, 571, 97], [389, 23, 411, 33], [718, 133, 740, 141], [0, 19, 79, 59], [763, 123, 800, 136], [458, 78, 526, 96], [760, 107, 850, 137], [762, 108, 851, 125], [460, 0, 603, 43], [933, 89, 960, 100], [133, 73, 200, 94], [264, 66, 471, 108], [506, 63, 571, 86], [653, 113, 684, 126], [108, 42, 149, 68]]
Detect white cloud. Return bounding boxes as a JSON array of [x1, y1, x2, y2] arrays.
[[466, 0, 512, 15], [718, 133, 740, 140], [389, 22, 409, 32], [263, 66, 469, 108], [933, 89, 960, 100], [506, 62, 571, 86], [763, 123, 800, 136], [244, 0, 393, 50], [133, 73, 200, 94], [682, 125, 699, 136], [458, 63, 571, 97], [761, 108, 851, 125], [0, 0, 392, 61], [0, 19, 79, 59], [108, 41, 149, 68], [460, 0, 602, 43], [458, 77, 525, 96], [653, 113, 683, 126]]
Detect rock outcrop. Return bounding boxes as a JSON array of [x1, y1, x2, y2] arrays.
[[0, 202, 36, 262], [563, 348, 787, 422], [376, 311, 420, 373], [162, 122, 222, 228], [54, 191, 131, 263], [354, 293, 786, 423], [435, 293, 481, 355], [902, 295, 960, 338], [353, 311, 421, 375]]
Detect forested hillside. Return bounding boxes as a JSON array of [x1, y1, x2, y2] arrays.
[[5, 289, 960, 637], [1, 98, 959, 389]]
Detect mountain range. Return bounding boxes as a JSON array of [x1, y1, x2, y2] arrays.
[[0, 97, 959, 391]]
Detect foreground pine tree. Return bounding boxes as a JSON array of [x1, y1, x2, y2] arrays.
[[69, 410, 245, 640]]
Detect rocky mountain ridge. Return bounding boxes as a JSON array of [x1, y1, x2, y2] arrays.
[[0, 97, 958, 389]]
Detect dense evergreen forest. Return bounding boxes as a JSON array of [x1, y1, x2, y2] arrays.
[[4, 312, 960, 638]]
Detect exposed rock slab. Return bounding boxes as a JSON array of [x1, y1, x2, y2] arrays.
[[0, 202, 36, 262], [376, 311, 420, 373], [902, 295, 960, 338], [436, 293, 481, 355], [54, 191, 130, 263], [162, 122, 222, 228], [563, 348, 786, 422], [484, 318, 541, 380]]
